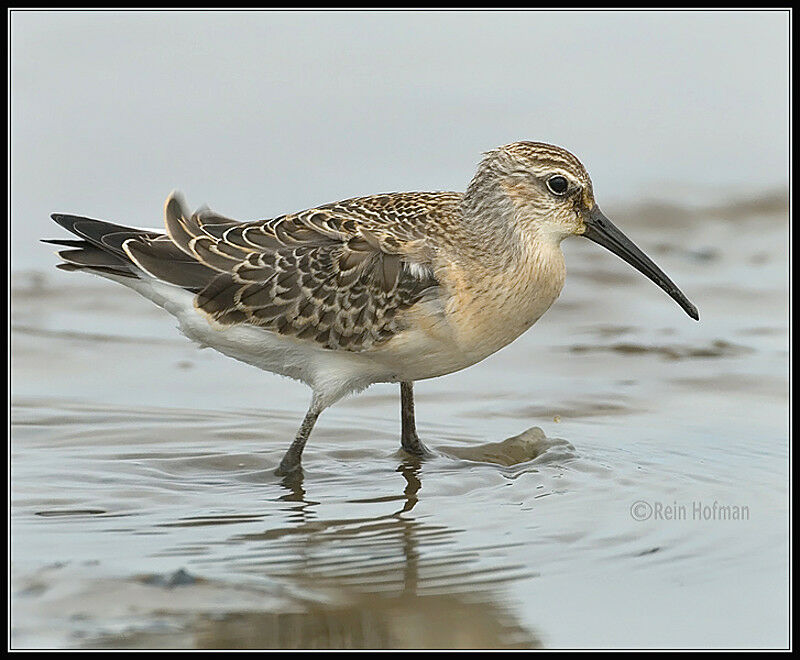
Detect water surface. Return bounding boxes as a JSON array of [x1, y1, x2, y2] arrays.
[[11, 194, 788, 648]]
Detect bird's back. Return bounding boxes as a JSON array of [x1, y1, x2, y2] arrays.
[[48, 191, 466, 354]]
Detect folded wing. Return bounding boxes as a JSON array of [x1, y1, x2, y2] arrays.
[[125, 193, 443, 352]]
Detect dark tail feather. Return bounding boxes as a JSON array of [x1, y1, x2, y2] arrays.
[[57, 246, 131, 268], [48, 243, 139, 279], [46, 213, 154, 279], [46, 211, 218, 290], [55, 261, 138, 278], [51, 214, 159, 254], [42, 238, 90, 248]]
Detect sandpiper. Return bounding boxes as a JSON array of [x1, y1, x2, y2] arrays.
[[46, 141, 698, 475]]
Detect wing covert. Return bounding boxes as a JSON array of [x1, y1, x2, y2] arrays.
[[160, 193, 443, 352]]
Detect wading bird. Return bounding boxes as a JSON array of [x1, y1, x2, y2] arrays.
[[46, 142, 698, 475]]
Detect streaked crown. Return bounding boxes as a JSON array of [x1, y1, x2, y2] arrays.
[[480, 141, 591, 186]]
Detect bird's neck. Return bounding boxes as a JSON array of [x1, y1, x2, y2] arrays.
[[457, 178, 524, 267], [458, 176, 567, 268], [438, 183, 567, 350], [434, 222, 566, 362]]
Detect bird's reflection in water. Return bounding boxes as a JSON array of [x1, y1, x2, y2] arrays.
[[87, 592, 540, 650], [396, 456, 422, 513], [195, 454, 542, 649], [189, 593, 540, 649], [276, 469, 307, 503], [78, 438, 553, 650]]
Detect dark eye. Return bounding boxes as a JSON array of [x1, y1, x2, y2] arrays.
[[547, 175, 569, 196]]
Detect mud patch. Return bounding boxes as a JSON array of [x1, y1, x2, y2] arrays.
[[569, 339, 753, 361], [440, 427, 576, 467]]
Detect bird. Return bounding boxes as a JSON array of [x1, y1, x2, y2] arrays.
[[45, 141, 699, 476]]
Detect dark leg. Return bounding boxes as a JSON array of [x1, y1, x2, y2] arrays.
[[275, 401, 321, 476], [400, 381, 430, 455]]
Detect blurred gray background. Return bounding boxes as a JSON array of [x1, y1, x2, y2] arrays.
[[11, 10, 788, 270], [10, 11, 790, 649]]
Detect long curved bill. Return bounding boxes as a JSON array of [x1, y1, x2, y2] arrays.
[[582, 206, 699, 320]]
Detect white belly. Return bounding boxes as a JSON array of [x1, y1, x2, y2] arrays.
[[107, 236, 565, 410]]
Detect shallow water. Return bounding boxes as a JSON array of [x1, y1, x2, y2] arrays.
[[10, 194, 789, 648]]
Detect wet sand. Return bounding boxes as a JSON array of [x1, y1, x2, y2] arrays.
[[10, 193, 789, 648]]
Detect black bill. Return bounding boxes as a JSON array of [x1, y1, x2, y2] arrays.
[[582, 206, 699, 320]]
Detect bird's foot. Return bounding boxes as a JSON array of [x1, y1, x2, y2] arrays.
[[401, 435, 433, 458], [275, 453, 303, 477]]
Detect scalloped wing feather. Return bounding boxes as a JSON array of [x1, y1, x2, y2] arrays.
[[134, 192, 455, 352]]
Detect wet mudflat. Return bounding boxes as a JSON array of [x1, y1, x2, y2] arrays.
[[10, 193, 788, 648]]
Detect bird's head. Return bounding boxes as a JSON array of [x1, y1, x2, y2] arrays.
[[464, 141, 699, 320]]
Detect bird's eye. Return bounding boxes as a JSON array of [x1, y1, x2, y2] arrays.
[[547, 175, 569, 196]]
